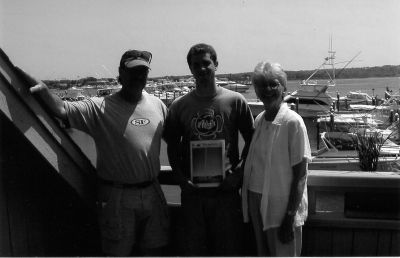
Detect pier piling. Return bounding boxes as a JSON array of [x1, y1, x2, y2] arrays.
[[329, 113, 334, 131]]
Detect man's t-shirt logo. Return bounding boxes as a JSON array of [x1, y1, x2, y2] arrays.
[[191, 109, 223, 139], [131, 118, 150, 126]]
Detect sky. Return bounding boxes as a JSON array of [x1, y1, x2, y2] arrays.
[[1, 0, 399, 80]]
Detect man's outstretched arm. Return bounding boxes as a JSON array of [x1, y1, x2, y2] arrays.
[[16, 67, 67, 120]]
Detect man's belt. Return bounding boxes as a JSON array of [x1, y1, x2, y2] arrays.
[[99, 178, 154, 188]]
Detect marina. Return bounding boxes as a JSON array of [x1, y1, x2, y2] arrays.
[[51, 75, 400, 168], [1, 50, 400, 256]]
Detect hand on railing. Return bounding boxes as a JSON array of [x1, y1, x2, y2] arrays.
[[14, 66, 48, 94]]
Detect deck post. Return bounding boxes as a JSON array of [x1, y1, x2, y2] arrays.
[[316, 122, 320, 150], [336, 92, 340, 112], [389, 110, 394, 123], [330, 113, 334, 131], [295, 97, 299, 113]]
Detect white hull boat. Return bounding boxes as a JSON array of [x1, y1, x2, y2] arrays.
[[216, 80, 249, 93], [283, 41, 337, 118]]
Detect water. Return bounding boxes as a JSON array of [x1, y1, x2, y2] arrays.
[[242, 76, 400, 101]]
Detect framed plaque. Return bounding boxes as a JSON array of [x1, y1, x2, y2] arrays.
[[190, 139, 225, 187]]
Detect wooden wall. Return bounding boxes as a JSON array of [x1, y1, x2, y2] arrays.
[[303, 170, 400, 256], [303, 219, 400, 256], [0, 113, 101, 256]]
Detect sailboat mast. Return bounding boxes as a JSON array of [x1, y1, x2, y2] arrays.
[[327, 36, 336, 82]]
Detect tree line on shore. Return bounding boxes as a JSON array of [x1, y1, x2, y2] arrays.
[[216, 65, 400, 83], [44, 65, 399, 89]]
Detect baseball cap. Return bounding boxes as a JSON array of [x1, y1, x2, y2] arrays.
[[120, 50, 152, 69]]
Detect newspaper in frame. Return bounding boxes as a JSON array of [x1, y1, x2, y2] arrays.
[[190, 139, 225, 187]]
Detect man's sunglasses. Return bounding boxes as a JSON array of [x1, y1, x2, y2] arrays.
[[135, 51, 152, 64]]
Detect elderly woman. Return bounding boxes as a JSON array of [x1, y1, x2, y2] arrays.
[[242, 62, 311, 256]]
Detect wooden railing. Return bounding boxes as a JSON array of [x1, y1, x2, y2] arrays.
[[159, 167, 400, 256], [305, 170, 400, 256]]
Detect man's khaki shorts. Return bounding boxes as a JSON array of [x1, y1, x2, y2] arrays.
[[97, 183, 170, 256]]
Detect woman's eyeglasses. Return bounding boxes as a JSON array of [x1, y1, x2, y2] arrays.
[[254, 79, 281, 89]]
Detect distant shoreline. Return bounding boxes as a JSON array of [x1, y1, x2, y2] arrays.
[[153, 65, 400, 82], [42, 65, 400, 83]]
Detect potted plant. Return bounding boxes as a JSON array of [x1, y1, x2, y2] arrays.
[[353, 125, 398, 171]]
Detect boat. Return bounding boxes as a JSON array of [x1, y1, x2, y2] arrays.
[[316, 112, 386, 132], [283, 42, 336, 117], [381, 91, 400, 110], [339, 91, 373, 105], [348, 91, 400, 123], [216, 80, 249, 93], [221, 83, 249, 93]]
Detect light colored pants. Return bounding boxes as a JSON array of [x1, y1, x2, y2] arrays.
[[97, 183, 169, 256], [248, 190, 302, 256]]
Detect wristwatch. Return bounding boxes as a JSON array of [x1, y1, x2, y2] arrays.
[[286, 210, 296, 216]]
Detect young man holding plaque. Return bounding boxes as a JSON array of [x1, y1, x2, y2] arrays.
[[163, 43, 254, 256]]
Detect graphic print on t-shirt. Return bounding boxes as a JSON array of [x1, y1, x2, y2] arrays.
[[191, 108, 223, 140]]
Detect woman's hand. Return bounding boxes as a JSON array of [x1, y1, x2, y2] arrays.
[[218, 167, 243, 192], [278, 213, 295, 243], [180, 180, 198, 194]]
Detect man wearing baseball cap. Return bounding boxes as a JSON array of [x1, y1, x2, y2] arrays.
[[25, 49, 170, 256]]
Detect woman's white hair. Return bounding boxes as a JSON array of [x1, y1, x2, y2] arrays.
[[252, 61, 287, 91]]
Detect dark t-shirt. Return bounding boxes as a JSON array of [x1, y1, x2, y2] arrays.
[[163, 87, 254, 178]]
